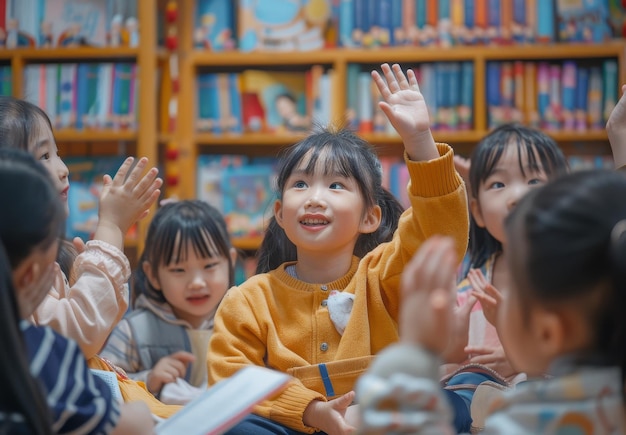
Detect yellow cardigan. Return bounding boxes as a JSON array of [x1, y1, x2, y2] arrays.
[[208, 143, 468, 433]]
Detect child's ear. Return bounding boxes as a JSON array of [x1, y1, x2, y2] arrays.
[[530, 307, 565, 364], [273, 199, 284, 228], [359, 204, 382, 234], [142, 261, 161, 291], [12, 257, 38, 291], [469, 198, 486, 228]]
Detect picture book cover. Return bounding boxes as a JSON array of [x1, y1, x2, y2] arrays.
[[196, 154, 247, 212], [555, 0, 611, 43], [240, 69, 309, 133], [42, 0, 109, 47], [194, 0, 236, 51], [65, 156, 126, 242], [237, 0, 332, 52], [221, 164, 276, 239]]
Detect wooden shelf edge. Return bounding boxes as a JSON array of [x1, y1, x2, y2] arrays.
[[195, 132, 308, 146], [186, 41, 626, 67], [55, 129, 138, 142], [1, 47, 140, 61]]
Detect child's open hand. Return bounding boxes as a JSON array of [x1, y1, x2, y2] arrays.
[[371, 63, 437, 161], [303, 391, 356, 435], [95, 157, 162, 249], [468, 268, 502, 327], [146, 351, 195, 395], [400, 235, 457, 355], [464, 345, 516, 378]]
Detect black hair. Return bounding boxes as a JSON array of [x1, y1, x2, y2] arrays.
[[255, 126, 404, 274], [505, 169, 626, 391], [0, 95, 54, 152], [133, 200, 236, 306], [0, 97, 75, 272], [0, 241, 53, 435], [0, 149, 66, 270], [468, 123, 569, 268]]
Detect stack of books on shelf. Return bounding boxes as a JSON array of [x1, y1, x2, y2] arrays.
[[23, 62, 139, 131], [1, 0, 138, 49], [486, 58, 618, 131]]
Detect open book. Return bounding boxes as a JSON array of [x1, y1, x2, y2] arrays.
[[155, 366, 290, 435]]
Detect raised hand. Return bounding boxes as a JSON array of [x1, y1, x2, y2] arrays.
[[95, 157, 162, 250], [444, 293, 477, 363], [467, 268, 502, 327], [399, 235, 458, 355], [303, 391, 357, 435], [371, 63, 438, 162], [146, 351, 196, 395]]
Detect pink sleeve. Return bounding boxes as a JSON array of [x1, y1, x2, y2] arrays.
[[31, 240, 130, 358]]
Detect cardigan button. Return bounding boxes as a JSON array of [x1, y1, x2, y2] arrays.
[[321, 300, 327, 307], [320, 342, 328, 351], [321, 285, 328, 291]]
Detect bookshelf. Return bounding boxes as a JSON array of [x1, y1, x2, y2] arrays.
[[1, 1, 159, 263], [172, 3, 625, 251]]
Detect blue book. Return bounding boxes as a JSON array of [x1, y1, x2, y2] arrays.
[[346, 63, 360, 130], [376, 0, 393, 46], [536, 0, 555, 42], [196, 73, 218, 132], [464, 0, 475, 44], [390, 0, 403, 45], [603, 59, 618, 123], [352, 0, 369, 46], [195, 0, 234, 51], [339, 0, 355, 47], [561, 61, 577, 130], [512, 0, 526, 43], [416, 0, 427, 29], [75, 63, 100, 130], [459, 61, 474, 129], [486, 0, 501, 43], [486, 62, 502, 128], [228, 73, 243, 134]]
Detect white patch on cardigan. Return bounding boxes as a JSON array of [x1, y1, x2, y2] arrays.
[[327, 290, 355, 335]]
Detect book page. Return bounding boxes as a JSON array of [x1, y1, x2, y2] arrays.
[[155, 366, 289, 435], [90, 369, 123, 402]]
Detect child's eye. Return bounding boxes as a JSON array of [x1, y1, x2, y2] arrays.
[[488, 181, 504, 189], [204, 261, 219, 270], [169, 267, 185, 273], [329, 182, 344, 190], [528, 178, 543, 186], [294, 180, 307, 188], [39, 152, 50, 161]]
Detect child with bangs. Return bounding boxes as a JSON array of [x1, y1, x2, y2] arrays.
[[208, 63, 470, 435]]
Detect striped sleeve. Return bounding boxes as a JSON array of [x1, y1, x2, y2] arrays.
[[22, 323, 121, 435]]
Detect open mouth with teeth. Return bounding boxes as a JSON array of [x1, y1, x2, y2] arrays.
[[301, 219, 329, 226]]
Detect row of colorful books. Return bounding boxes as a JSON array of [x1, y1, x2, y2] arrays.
[[194, 0, 624, 53], [2, 0, 138, 48], [486, 59, 618, 131], [196, 67, 332, 134], [23, 62, 139, 130], [347, 61, 474, 134]]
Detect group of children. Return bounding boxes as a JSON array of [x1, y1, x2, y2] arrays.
[[0, 62, 625, 435]]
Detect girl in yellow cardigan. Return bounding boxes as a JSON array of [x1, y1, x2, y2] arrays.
[[208, 63, 469, 435]]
